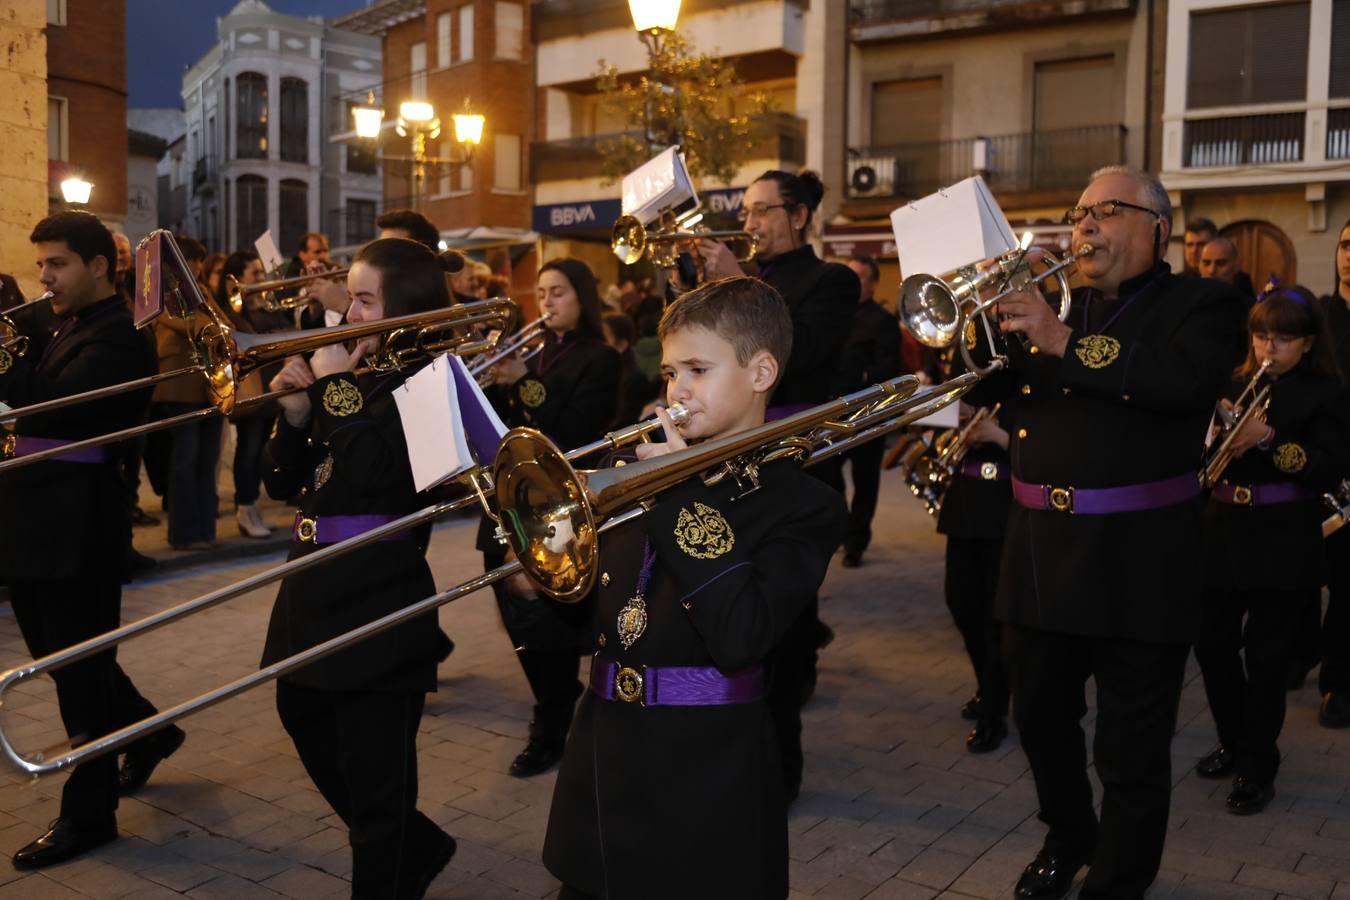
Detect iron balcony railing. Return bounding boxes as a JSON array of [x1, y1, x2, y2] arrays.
[[846, 124, 1126, 201], [1328, 108, 1350, 161], [1183, 112, 1305, 168]]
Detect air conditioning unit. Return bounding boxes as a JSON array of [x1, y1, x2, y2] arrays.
[[848, 156, 898, 198]]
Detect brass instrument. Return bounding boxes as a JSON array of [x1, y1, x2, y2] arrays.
[[467, 313, 551, 384], [0, 291, 53, 357], [901, 244, 1093, 376], [611, 214, 759, 269], [1199, 359, 1272, 490], [1324, 480, 1350, 539], [0, 403, 691, 777], [905, 403, 1001, 516], [228, 268, 349, 314], [0, 296, 518, 471]]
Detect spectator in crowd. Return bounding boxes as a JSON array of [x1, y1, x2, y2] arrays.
[[1199, 236, 1256, 302], [601, 312, 658, 427], [1184, 217, 1219, 277], [377, 209, 440, 252]]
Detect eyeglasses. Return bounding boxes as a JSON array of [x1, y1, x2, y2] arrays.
[[736, 203, 791, 224], [1062, 199, 1161, 226], [1251, 332, 1303, 348]]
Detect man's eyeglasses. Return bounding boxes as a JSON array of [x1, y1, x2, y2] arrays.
[[1063, 199, 1161, 226], [737, 203, 791, 224]]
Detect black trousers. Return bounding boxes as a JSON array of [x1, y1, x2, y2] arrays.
[[276, 681, 447, 899], [1005, 625, 1188, 900], [944, 536, 1008, 718], [485, 550, 584, 750], [1195, 587, 1312, 782], [1321, 526, 1350, 694], [766, 595, 818, 799], [9, 578, 158, 826], [817, 440, 885, 555]]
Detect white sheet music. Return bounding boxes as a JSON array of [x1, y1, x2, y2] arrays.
[[890, 176, 1017, 279], [395, 355, 508, 493]]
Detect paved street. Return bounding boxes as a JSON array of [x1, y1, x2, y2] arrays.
[[0, 469, 1348, 899]]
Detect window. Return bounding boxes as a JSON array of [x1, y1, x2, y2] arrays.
[[279, 78, 308, 163], [48, 96, 68, 161], [47, 0, 65, 25], [236, 72, 268, 159], [437, 12, 452, 68], [410, 42, 427, 99], [346, 198, 376, 245], [459, 4, 475, 63], [1188, 3, 1309, 108], [871, 77, 942, 146], [235, 175, 267, 250], [494, 133, 521, 191], [278, 179, 308, 257], [1034, 57, 1117, 129], [1332, 0, 1350, 97], [496, 2, 523, 60]]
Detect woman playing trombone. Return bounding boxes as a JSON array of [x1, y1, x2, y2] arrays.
[[262, 237, 456, 898]]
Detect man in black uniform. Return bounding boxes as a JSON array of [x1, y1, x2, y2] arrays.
[[983, 168, 1244, 899], [0, 212, 185, 869], [1318, 217, 1350, 728], [831, 254, 902, 567]]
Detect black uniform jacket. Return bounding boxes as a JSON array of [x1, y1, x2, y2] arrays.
[[1321, 292, 1350, 378], [966, 263, 1246, 643], [833, 298, 903, 397], [936, 413, 1012, 542], [756, 245, 860, 407], [542, 460, 846, 900], [0, 295, 154, 581], [260, 370, 439, 693], [1203, 365, 1350, 592]]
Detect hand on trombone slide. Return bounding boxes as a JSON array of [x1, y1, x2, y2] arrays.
[[633, 405, 689, 461]]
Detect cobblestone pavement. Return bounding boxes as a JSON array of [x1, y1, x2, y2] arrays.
[[1, 471, 1347, 899]]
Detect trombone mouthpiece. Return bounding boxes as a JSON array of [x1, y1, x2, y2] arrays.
[[666, 403, 691, 426]]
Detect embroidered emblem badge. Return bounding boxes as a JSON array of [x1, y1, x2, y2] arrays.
[[674, 501, 735, 560], [616, 595, 648, 650], [0, 347, 12, 375], [519, 378, 547, 408], [1075, 334, 1121, 369], [1273, 442, 1307, 473], [313, 454, 334, 490], [322, 378, 363, 417]]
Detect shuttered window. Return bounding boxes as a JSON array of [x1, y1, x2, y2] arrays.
[[1187, 2, 1310, 108], [1332, 0, 1350, 97], [871, 77, 942, 146]]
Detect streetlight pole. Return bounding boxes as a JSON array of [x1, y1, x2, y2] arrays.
[[628, 1, 683, 155]]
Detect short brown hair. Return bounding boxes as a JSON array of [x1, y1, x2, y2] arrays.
[[658, 276, 793, 388]]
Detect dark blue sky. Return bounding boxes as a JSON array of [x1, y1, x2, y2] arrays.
[[127, 0, 372, 108]]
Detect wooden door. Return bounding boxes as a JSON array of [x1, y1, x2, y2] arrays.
[[1220, 220, 1297, 292]]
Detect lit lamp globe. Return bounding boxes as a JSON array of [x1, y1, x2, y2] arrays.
[[352, 104, 384, 139], [452, 112, 485, 147], [60, 177, 93, 205], [399, 101, 435, 124], [628, 0, 681, 34]]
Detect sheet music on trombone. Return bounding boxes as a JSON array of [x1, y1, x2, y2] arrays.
[[396, 353, 509, 492], [890, 176, 1017, 278]]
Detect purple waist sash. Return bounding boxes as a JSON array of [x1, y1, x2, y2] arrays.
[[1012, 471, 1200, 515], [959, 460, 1008, 481], [292, 513, 412, 545], [1212, 481, 1314, 506], [2, 434, 110, 464], [765, 402, 814, 423], [589, 656, 765, 706]]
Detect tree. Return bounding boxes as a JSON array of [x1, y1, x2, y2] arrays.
[[595, 32, 774, 186]]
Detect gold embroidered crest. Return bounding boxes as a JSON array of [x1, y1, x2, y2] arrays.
[[141, 259, 152, 303], [1273, 442, 1307, 473], [1075, 335, 1121, 369], [674, 501, 735, 559], [0, 347, 12, 374], [322, 378, 363, 417], [519, 378, 547, 408]]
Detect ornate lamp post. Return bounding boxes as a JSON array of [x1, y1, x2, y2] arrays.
[[628, 0, 681, 54], [350, 98, 484, 213]]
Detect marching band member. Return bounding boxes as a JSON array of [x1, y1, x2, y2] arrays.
[[1318, 218, 1350, 729], [1, 212, 183, 869], [1193, 285, 1350, 815], [542, 277, 845, 900], [483, 258, 621, 778], [263, 237, 456, 899], [977, 166, 1245, 899]]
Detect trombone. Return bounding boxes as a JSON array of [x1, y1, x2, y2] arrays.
[[1200, 359, 1273, 490], [228, 267, 349, 314], [467, 313, 551, 384], [611, 214, 758, 269], [905, 403, 1001, 516], [901, 243, 1094, 376]]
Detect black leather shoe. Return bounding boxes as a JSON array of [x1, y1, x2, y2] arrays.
[[960, 695, 982, 721], [1226, 776, 1274, 815], [13, 818, 117, 870], [1320, 692, 1350, 729], [1195, 745, 1234, 779], [509, 742, 563, 778], [966, 718, 1007, 754], [407, 831, 457, 900], [1014, 848, 1087, 900], [130, 507, 161, 527], [842, 551, 863, 568], [118, 724, 185, 796]]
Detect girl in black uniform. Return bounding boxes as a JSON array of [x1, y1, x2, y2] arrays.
[[483, 257, 621, 777], [263, 238, 455, 899], [1194, 286, 1350, 815]]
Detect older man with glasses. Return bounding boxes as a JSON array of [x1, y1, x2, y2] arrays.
[[965, 166, 1246, 900]]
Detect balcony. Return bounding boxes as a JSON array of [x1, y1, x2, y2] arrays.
[[1328, 108, 1350, 161], [849, 0, 1134, 42], [531, 112, 807, 183], [1183, 112, 1304, 168], [1162, 101, 1350, 189], [845, 124, 1125, 203], [192, 156, 218, 193]]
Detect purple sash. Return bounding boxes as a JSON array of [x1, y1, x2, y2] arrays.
[[292, 513, 412, 545], [959, 460, 1008, 481], [1012, 471, 1200, 515], [589, 656, 765, 706], [1212, 481, 1314, 506], [3, 435, 110, 464]]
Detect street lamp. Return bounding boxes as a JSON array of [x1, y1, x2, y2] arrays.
[[60, 177, 93, 205], [389, 100, 485, 212], [352, 91, 384, 139], [628, 0, 681, 54]]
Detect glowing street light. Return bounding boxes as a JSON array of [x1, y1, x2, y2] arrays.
[[352, 92, 384, 139], [60, 177, 93, 205], [628, 0, 682, 38], [452, 111, 485, 147]]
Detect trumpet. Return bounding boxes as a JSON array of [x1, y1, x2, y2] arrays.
[[901, 243, 1093, 377], [467, 313, 551, 384], [1200, 359, 1272, 490], [905, 403, 1001, 516], [1324, 480, 1350, 539], [228, 267, 350, 314], [611, 214, 759, 268], [0, 291, 53, 357]]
